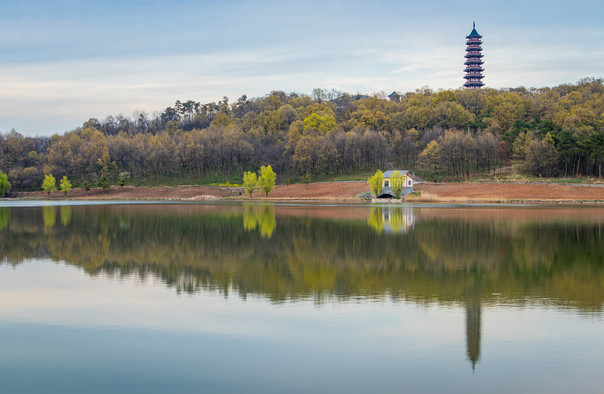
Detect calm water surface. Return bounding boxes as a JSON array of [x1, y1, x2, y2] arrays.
[[0, 202, 603, 393]]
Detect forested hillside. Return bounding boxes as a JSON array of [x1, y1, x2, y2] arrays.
[[1, 78, 603, 190]]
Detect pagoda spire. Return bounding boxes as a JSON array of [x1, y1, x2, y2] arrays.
[[463, 23, 484, 89]]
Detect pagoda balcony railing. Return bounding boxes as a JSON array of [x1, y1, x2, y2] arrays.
[[466, 40, 482, 44]]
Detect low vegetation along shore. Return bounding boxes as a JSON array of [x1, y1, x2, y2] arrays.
[[14, 181, 604, 204]]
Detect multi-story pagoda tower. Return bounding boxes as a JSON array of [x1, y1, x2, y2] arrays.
[[464, 22, 484, 89]]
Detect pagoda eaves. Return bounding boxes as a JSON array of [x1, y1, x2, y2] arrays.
[[463, 22, 484, 89]]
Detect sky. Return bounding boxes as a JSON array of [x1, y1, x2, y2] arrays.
[[1, 0, 603, 136]]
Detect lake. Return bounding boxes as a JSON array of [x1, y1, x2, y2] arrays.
[[1, 201, 603, 393]]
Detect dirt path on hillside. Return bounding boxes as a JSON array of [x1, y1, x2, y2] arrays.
[[14, 181, 604, 203]]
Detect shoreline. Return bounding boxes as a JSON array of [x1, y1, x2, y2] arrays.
[[7, 198, 604, 205], [6, 181, 604, 205]]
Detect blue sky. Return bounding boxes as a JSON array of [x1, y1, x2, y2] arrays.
[[1, 0, 603, 136]]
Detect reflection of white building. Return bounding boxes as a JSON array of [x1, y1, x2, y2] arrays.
[[381, 207, 415, 234]]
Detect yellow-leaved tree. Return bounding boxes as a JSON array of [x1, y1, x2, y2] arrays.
[[60, 176, 71, 195], [243, 171, 258, 198], [367, 170, 383, 197], [0, 171, 11, 197], [42, 174, 57, 195], [259, 165, 276, 197], [390, 171, 403, 199]]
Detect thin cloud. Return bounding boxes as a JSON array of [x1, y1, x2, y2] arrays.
[[1, 0, 604, 135]]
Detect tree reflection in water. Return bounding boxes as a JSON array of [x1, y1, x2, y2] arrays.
[[1, 203, 603, 369], [243, 203, 276, 238], [0, 207, 8, 230]]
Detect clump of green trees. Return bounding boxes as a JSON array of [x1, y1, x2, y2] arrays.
[[390, 171, 404, 198], [0, 171, 11, 197], [243, 165, 276, 198], [118, 171, 130, 188], [60, 176, 71, 195], [243, 171, 258, 197], [42, 174, 57, 194], [1, 78, 603, 191], [367, 170, 383, 197]]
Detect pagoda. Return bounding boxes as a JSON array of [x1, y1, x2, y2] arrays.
[[463, 22, 484, 89]]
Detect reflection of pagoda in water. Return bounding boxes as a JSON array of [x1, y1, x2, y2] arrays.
[[465, 298, 482, 370]]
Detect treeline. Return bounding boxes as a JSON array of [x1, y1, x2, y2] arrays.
[[1, 78, 603, 190]]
